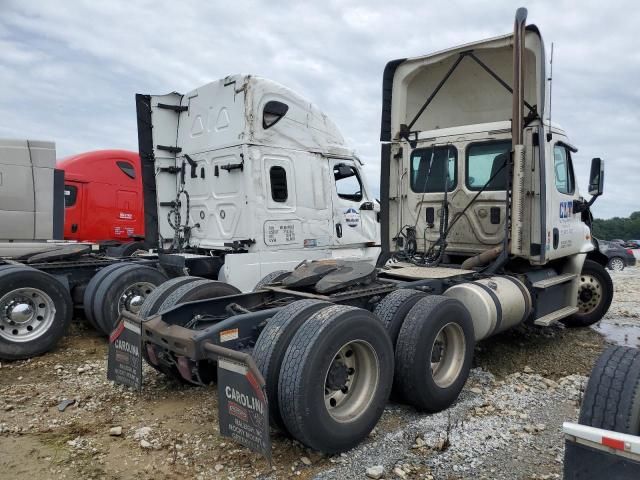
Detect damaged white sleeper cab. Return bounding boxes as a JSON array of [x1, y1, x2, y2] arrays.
[[139, 75, 380, 294], [118, 8, 612, 455]]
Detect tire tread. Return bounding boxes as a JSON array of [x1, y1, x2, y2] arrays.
[[580, 345, 640, 434]]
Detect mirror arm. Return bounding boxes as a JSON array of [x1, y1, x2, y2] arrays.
[[587, 193, 601, 207]]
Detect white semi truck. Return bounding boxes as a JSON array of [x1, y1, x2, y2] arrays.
[[111, 8, 614, 455]]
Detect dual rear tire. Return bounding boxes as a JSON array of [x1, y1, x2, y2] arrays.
[[252, 293, 474, 453], [254, 301, 394, 453], [137, 277, 241, 383], [83, 262, 167, 335]]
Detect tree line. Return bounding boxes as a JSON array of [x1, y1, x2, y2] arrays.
[[592, 211, 640, 241]]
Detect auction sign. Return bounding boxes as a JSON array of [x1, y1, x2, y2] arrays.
[[217, 358, 271, 462], [107, 318, 143, 390]]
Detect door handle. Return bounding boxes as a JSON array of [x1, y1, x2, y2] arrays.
[[336, 223, 342, 238], [553, 228, 559, 249], [71, 224, 78, 233]]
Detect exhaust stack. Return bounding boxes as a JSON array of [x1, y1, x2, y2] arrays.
[[510, 7, 528, 256]]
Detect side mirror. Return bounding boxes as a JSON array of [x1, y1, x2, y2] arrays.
[[588, 157, 604, 197], [335, 164, 355, 178]]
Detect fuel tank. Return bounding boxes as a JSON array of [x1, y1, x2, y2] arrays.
[[444, 276, 531, 341]]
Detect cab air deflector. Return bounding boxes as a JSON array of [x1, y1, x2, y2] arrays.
[[401, 50, 538, 139]]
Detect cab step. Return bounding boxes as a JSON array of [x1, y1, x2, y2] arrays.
[[534, 306, 579, 326], [532, 273, 578, 289]]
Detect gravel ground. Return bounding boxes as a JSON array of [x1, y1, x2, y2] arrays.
[[1, 268, 638, 479]]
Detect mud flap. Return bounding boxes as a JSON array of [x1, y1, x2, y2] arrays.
[[215, 346, 271, 463], [107, 316, 143, 390]]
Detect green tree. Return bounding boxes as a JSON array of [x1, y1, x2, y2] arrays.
[[592, 211, 640, 240]]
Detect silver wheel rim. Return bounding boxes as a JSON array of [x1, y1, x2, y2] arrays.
[[430, 322, 466, 388], [118, 282, 155, 315], [0, 288, 56, 342], [610, 258, 624, 271], [324, 340, 379, 423], [577, 274, 602, 314]]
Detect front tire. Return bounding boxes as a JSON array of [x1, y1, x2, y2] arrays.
[[0, 267, 73, 360], [563, 259, 614, 327], [394, 296, 475, 412], [278, 305, 394, 453]]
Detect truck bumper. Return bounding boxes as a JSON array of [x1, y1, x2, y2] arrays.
[[121, 306, 278, 385]]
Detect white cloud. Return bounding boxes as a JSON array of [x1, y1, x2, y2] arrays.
[[0, 0, 637, 218]]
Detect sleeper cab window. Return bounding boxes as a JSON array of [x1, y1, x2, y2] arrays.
[[64, 185, 78, 207], [116, 161, 136, 179], [334, 164, 363, 202], [269, 165, 288, 202], [553, 144, 575, 195], [263, 101, 289, 129], [410, 146, 457, 193], [466, 140, 511, 191]]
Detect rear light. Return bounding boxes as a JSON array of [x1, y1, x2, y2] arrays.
[[627, 249, 634, 255]]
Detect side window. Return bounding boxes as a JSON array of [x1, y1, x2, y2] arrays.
[[410, 146, 457, 193], [553, 145, 575, 194], [334, 164, 363, 202], [269, 166, 288, 202], [64, 185, 78, 207], [466, 140, 511, 191], [116, 161, 136, 179]]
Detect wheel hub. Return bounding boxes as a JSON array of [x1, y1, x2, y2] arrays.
[[0, 288, 56, 343], [579, 289, 593, 303], [326, 361, 349, 390], [577, 274, 602, 314], [324, 340, 379, 422], [127, 294, 145, 312], [7, 301, 34, 324], [429, 322, 466, 389], [119, 282, 155, 315], [431, 341, 444, 363]]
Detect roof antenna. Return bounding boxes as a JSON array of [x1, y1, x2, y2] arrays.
[[546, 42, 554, 142]]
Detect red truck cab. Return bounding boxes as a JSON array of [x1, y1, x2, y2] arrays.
[[58, 150, 145, 244]]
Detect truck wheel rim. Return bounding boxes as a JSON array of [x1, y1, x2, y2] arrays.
[[119, 282, 155, 315], [577, 274, 602, 314], [610, 258, 624, 271], [430, 322, 466, 388], [0, 288, 56, 343], [323, 340, 379, 423]]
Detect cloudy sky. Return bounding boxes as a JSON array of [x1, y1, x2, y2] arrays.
[[1, 0, 638, 218]]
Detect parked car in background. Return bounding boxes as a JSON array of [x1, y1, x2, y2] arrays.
[[597, 240, 636, 271], [624, 240, 640, 261], [610, 238, 626, 245]]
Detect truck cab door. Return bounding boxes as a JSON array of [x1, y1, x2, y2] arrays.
[[544, 141, 589, 260], [63, 181, 84, 240], [329, 159, 378, 247]]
